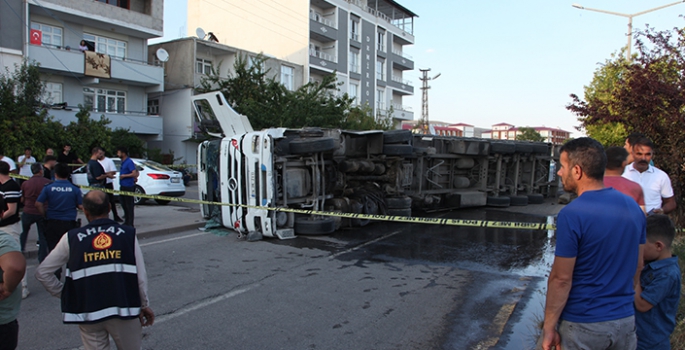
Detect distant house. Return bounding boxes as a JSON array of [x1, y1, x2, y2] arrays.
[[482, 123, 570, 145]]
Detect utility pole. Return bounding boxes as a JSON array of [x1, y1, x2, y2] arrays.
[[419, 68, 440, 134]]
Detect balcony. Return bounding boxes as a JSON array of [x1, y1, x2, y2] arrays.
[[46, 108, 163, 139], [309, 49, 338, 70], [391, 48, 414, 70], [344, 0, 416, 42], [391, 104, 414, 121], [310, 11, 338, 42], [29, 44, 164, 92], [389, 75, 413, 94]]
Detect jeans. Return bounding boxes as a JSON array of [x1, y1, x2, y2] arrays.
[[120, 185, 135, 227], [20, 213, 47, 259], [538, 315, 637, 350]]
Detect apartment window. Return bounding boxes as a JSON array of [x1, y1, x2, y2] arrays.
[[281, 65, 294, 91], [350, 19, 360, 41], [42, 82, 62, 105], [376, 59, 385, 80], [30, 22, 62, 47], [148, 99, 159, 115], [377, 31, 386, 52], [83, 88, 126, 113], [196, 58, 212, 75], [349, 81, 359, 104], [349, 51, 360, 73], [376, 89, 385, 110], [97, 0, 130, 10], [83, 33, 126, 59]]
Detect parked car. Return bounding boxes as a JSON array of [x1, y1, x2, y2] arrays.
[[72, 158, 186, 205]]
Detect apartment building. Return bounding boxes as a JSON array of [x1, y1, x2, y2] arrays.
[[147, 37, 305, 164], [1, 0, 165, 140], [186, 0, 417, 123], [482, 123, 571, 145]]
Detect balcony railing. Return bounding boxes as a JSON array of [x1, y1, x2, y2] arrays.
[[391, 103, 412, 111], [310, 49, 337, 63], [391, 48, 413, 60], [310, 11, 336, 28], [349, 64, 360, 73], [345, 0, 414, 35], [37, 43, 162, 67], [391, 75, 412, 86], [350, 32, 360, 41], [377, 43, 386, 52]]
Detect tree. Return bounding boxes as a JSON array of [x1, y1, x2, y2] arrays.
[[198, 54, 390, 131], [110, 127, 145, 158], [63, 107, 112, 160], [567, 24, 685, 226], [516, 127, 544, 142]]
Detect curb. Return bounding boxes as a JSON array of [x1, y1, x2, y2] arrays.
[[22, 221, 206, 260]]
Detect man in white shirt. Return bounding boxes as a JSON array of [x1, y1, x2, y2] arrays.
[[17, 147, 36, 179], [98, 152, 123, 222], [623, 137, 676, 214]]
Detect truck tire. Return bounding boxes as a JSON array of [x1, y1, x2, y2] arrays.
[[487, 196, 510, 207], [509, 195, 529, 206], [387, 208, 412, 218], [383, 130, 412, 144], [385, 196, 412, 209], [515, 143, 533, 154], [527, 193, 545, 204], [290, 137, 335, 154], [383, 144, 413, 156], [532, 144, 550, 154], [294, 217, 336, 235], [490, 142, 516, 154]]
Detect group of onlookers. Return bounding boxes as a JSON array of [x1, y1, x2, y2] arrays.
[[540, 134, 680, 350]]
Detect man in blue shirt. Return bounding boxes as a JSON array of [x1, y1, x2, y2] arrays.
[[540, 138, 646, 350], [36, 162, 83, 253], [117, 146, 138, 227]]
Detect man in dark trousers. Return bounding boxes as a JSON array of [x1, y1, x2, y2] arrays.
[[35, 190, 154, 350], [35, 163, 83, 253], [116, 147, 138, 227], [86, 147, 111, 188], [20, 163, 51, 262]]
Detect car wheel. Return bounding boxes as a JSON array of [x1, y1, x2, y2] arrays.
[[133, 186, 147, 205], [294, 217, 337, 235], [155, 199, 170, 205]]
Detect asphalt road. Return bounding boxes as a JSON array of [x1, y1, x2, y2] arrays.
[[17, 204, 554, 350]]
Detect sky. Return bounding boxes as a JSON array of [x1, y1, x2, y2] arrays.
[[156, 0, 685, 137]]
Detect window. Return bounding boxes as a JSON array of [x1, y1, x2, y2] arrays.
[[148, 99, 159, 115], [30, 22, 62, 47], [281, 65, 294, 91], [376, 59, 385, 80], [377, 31, 385, 52], [196, 59, 212, 75], [42, 82, 62, 105], [83, 34, 126, 59], [376, 89, 385, 110], [349, 81, 359, 104], [350, 19, 359, 41], [349, 51, 360, 73], [83, 88, 126, 113], [96, 0, 130, 10]]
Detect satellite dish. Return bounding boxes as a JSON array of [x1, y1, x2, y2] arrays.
[[155, 48, 169, 62], [196, 27, 206, 39]]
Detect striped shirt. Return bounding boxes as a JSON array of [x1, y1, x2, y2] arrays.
[[0, 178, 21, 226]]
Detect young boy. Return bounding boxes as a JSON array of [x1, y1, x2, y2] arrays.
[[635, 214, 682, 350]]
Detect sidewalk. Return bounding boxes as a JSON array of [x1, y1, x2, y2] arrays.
[[23, 203, 206, 259]]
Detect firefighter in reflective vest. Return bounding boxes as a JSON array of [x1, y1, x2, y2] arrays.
[[35, 190, 154, 350]]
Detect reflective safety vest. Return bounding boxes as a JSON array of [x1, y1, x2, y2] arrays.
[[61, 218, 141, 324]]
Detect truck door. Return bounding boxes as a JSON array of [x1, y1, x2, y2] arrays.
[[191, 92, 254, 138]]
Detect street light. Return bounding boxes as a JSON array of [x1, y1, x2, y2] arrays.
[[572, 1, 685, 58]]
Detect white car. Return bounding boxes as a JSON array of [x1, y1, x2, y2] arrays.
[[72, 158, 186, 205]]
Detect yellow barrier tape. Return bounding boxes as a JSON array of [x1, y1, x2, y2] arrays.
[[11, 173, 555, 231]]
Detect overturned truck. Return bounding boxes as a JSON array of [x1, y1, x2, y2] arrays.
[[194, 92, 558, 240]]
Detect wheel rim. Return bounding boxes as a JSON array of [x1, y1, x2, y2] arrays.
[[134, 187, 143, 204]]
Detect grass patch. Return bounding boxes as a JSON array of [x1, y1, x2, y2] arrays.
[[671, 235, 685, 347]]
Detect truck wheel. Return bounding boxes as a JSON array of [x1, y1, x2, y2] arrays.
[[387, 208, 412, 218], [527, 194, 545, 204], [383, 130, 412, 144], [532, 144, 550, 154], [385, 196, 412, 209], [487, 196, 510, 207], [290, 137, 335, 154], [515, 143, 533, 154], [509, 195, 529, 206], [294, 217, 336, 235], [490, 142, 516, 154], [383, 144, 413, 156]]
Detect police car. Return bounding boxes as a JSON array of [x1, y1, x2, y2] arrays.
[[71, 158, 186, 205]]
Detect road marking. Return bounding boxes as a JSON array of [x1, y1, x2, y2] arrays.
[[328, 230, 401, 259], [471, 302, 519, 349], [140, 232, 208, 247], [155, 286, 255, 324]]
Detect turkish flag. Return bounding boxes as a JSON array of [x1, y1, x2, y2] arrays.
[[30, 29, 42, 45]]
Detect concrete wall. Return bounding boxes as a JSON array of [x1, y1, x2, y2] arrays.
[[147, 88, 197, 164], [187, 0, 309, 70], [0, 0, 23, 53]]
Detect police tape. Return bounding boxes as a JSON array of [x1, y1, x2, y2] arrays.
[[13, 173, 553, 231]]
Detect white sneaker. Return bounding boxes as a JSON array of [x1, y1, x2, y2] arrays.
[[22, 287, 30, 299]]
